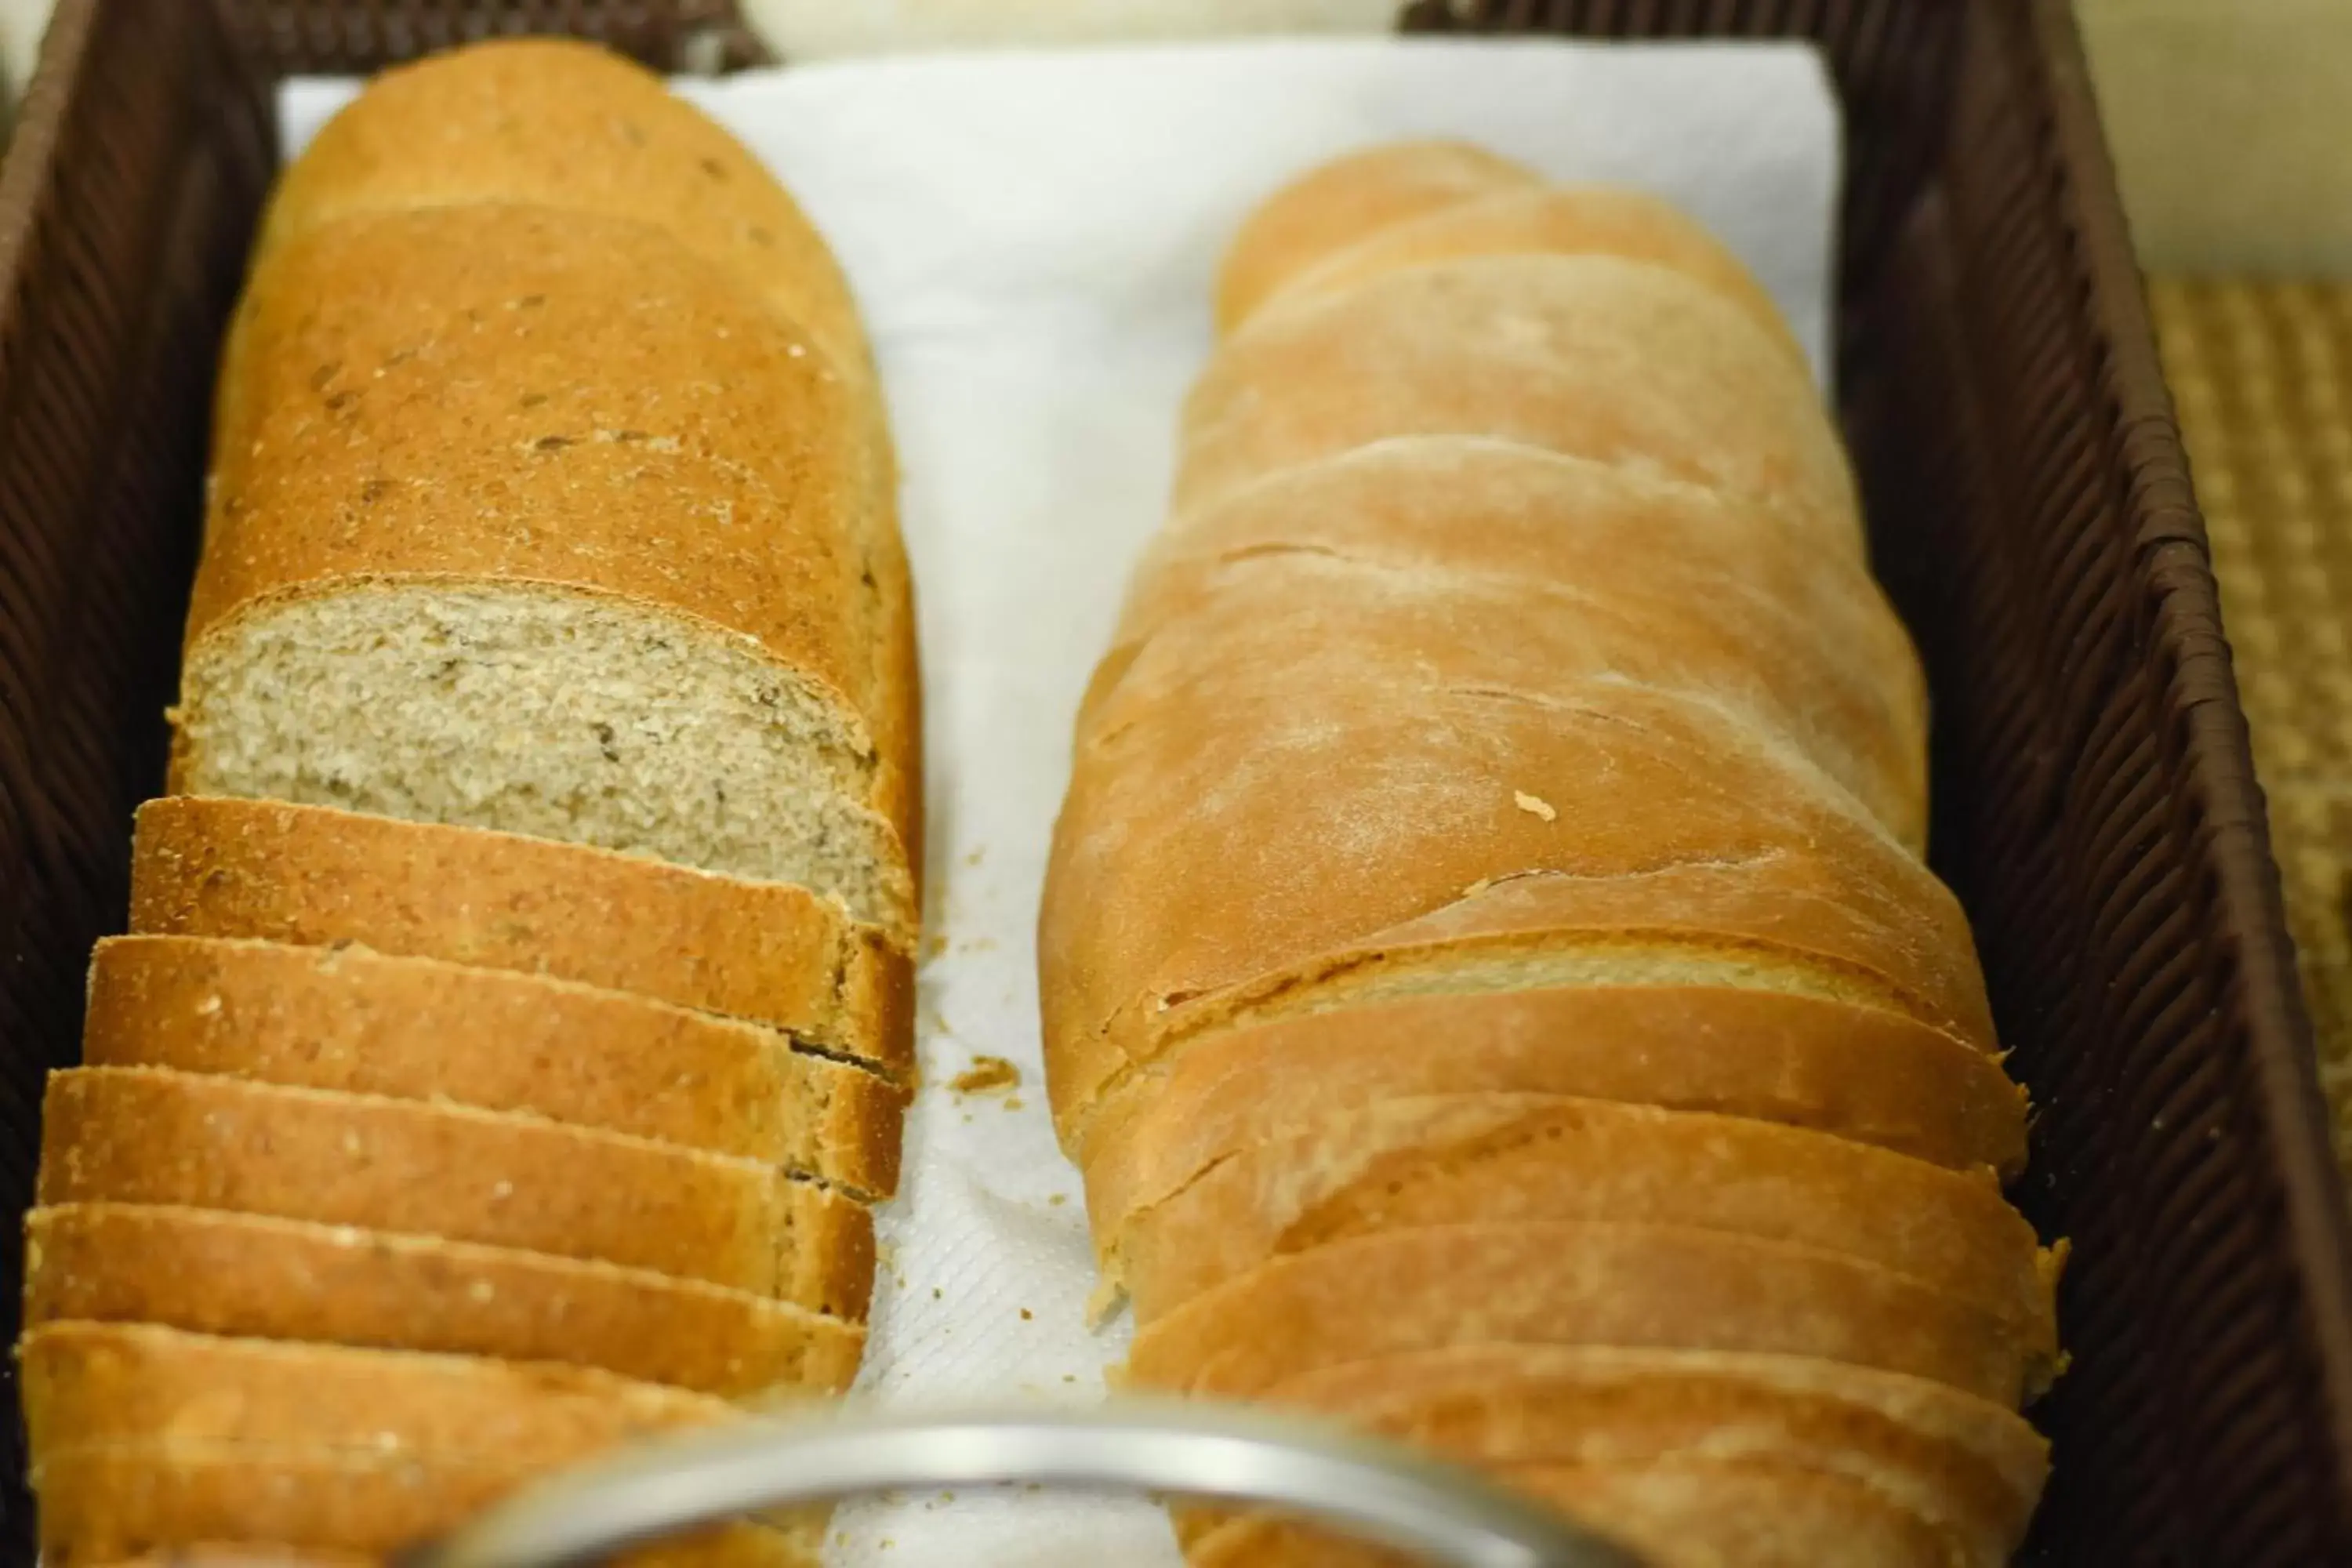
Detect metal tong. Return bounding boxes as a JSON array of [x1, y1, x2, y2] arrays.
[[397, 1398, 1646, 1568]]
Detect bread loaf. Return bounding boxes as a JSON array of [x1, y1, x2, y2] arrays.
[[26, 38, 916, 1558], [1041, 141, 2053, 1559]]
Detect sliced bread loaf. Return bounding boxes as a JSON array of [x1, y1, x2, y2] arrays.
[[128, 797, 912, 1078], [87, 935, 906, 1196], [180, 201, 913, 935], [1112, 1095, 2056, 1330], [38, 1069, 873, 1317], [25, 1205, 865, 1402], [1123, 1221, 2054, 1408]]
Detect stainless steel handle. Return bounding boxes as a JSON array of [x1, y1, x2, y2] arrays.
[[401, 1398, 1646, 1568]]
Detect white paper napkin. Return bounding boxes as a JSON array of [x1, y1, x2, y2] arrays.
[[281, 39, 1839, 1566]]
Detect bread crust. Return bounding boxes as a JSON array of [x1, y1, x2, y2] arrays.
[[1188, 1457, 1962, 1568], [1076, 985, 2030, 1258], [1113, 1094, 2056, 1333], [129, 797, 913, 1078], [87, 935, 906, 1197], [24, 1205, 866, 1401], [1214, 141, 1541, 333], [38, 1069, 875, 1319], [1176, 257, 1860, 539], [1123, 1222, 2055, 1408]]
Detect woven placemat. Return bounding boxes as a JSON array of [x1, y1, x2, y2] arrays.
[[2153, 278, 2352, 1166]]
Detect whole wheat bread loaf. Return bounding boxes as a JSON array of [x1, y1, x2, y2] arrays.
[[29, 38, 916, 1558]]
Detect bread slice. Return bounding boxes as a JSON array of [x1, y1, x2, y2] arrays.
[[129, 797, 912, 1078], [24, 1205, 865, 1402], [1112, 1095, 2056, 1331], [88, 935, 906, 1197], [1105, 439, 1926, 849], [38, 1069, 873, 1318], [1188, 1457, 1963, 1568], [68, 1541, 792, 1568], [1043, 673, 1997, 1145], [1076, 984, 2030, 1269], [1214, 141, 1541, 333], [31, 1448, 814, 1568], [181, 201, 913, 934], [1175, 256, 1859, 543], [1239, 1346, 2045, 1564], [1255, 183, 1806, 361], [22, 1323, 826, 1566], [1123, 1222, 2054, 1407]]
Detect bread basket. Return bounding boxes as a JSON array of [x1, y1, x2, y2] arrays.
[[0, 1, 2341, 1561]]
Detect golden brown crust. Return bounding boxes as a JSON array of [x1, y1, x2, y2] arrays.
[[254, 38, 873, 392], [21, 1321, 733, 1454], [1076, 985, 2029, 1255], [1260, 1345, 2047, 1512], [24, 1322, 826, 1567], [38, 1069, 874, 1319], [1189, 1457, 1963, 1568], [1123, 1222, 2053, 1408], [191, 200, 917, 888], [87, 935, 906, 1197], [24, 1205, 866, 1402], [1257, 184, 1806, 361], [1216, 1345, 2044, 1563], [129, 797, 913, 1078], [1044, 673, 1994, 1142], [33, 1447, 815, 1568], [1214, 141, 1541, 334], [1108, 441, 1927, 847], [1176, 257, 1860, 539], [1114, 1095, 2055, 1333]]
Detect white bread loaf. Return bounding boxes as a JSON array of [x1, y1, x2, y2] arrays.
[[1040, 141, 2052, 1560]]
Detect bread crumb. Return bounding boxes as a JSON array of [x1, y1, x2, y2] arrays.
[[1004, 1094, 1025, 1112], [1019, 1308, 1033, 1320], [1048, 1193, 1068, 1207], [1514, 789, 1558, 822], [964, 844, 987, 867], [923, 933, 949, 960], [950, 1055, 1020, 1096]]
